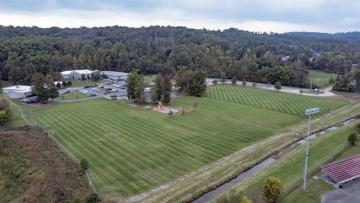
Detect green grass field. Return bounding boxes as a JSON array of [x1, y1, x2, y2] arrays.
[[59, 91, 87, 100], [33, 85, 348, 197], [309, 70, 335, 88], [207, 85, 347, 117]]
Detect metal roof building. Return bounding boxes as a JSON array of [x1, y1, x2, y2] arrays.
[[321, 154, 360, 187], [2, 85, 32, 99]]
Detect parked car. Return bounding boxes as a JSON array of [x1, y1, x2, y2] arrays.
[[22, 96, 39, 104], [87, 93, 97, 97]]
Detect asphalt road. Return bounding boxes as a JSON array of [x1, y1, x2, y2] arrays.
[[322, 180, 360, 203]]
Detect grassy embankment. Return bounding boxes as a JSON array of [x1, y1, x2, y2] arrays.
[[212, 120, 360, 203], [0, 126, 91, 202]]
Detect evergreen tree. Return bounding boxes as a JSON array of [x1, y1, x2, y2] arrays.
[[151, 74, 163, 102], [32, 73, 48, 103], [134, 74, 144, 104], [162, 76, 172, 104], [127, 70, 139, 100], [188, 70, 207, 96], [352, 68, 360, 93], [274, 81, 282, 91]]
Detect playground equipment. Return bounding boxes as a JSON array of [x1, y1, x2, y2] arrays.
[[156, 101, 164, 110]]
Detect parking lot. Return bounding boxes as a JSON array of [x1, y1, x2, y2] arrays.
[[322, 180, 360, 203], [79, 80, 128, 99]]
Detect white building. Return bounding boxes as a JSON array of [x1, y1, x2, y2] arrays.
[[101, 71, 128, 81], [61, 69, 96, 80], [3, 85, 32, 99]]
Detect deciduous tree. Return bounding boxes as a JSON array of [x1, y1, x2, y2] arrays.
[[263, 176, 283, 203]]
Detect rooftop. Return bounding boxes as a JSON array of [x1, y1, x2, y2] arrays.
[[101, 71, 128, 76], [321, 154, 360, 184], [61, 69, 96, 75], [2, 85, 32, 92]]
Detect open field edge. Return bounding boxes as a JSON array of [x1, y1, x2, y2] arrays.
[[129, 102, 360, 203]]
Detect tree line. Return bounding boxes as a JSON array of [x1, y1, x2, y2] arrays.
[[127, 68, 207, 105], [1, 26, 360, 88]]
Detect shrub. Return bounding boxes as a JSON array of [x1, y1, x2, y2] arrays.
[[231, 77, 237, 85], [348, 133, 358, 146], [86, 193, 101, 203], [356, 123, 360, 134], [263, 176, 283, 203], [0, 109, 9, 124], [274, 81, 282, 91], [240, 196, 252, 203], [0, 100, 10, 124], [212, 80, 218, 85], [80, 159, 89, 174], [0, 99, 9, 110]]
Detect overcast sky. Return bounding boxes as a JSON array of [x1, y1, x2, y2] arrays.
[[0, 0, 360, 33]]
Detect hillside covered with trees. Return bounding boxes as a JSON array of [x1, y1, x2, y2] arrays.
[[1, 26, 360, 88]]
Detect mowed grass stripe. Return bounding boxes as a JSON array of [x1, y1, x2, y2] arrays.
[[33, 85, 346, 196], [207, 85, 347, 116]]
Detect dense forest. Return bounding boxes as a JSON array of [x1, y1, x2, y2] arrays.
[[1, 25, 360, 88]]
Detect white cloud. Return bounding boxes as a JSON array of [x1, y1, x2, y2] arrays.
[[0, 9, 343, 33], [0, 0, 359, 33]]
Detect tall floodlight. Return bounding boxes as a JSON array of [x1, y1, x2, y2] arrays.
[[303, 107, 320, 191]]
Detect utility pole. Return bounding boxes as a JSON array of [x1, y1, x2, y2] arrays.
[[303, 107, 320, 191]]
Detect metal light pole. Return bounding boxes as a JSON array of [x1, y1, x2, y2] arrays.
[[303, 107, 320, 191]]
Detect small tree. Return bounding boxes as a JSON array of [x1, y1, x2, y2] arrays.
[[80, 159, 89, 174], [274, 81, 282, 91], [356, 123, 360, 134], [263, 176, 283, 203], [134, 74, 145, 104], [86, 193, 101, 203], [151, 74, 163, 103], [220, 71, 226, 83], [348, 133, 358, 146], [48, 86, 59, 102], [231, 77, 237, 85], [240, 196, 252, 203], [162, 76, 172, 104], [168, 110, 174, 117], [91, 71, 102, 81], [32, 73, 48, 103], [67, 80, 72, 86]]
